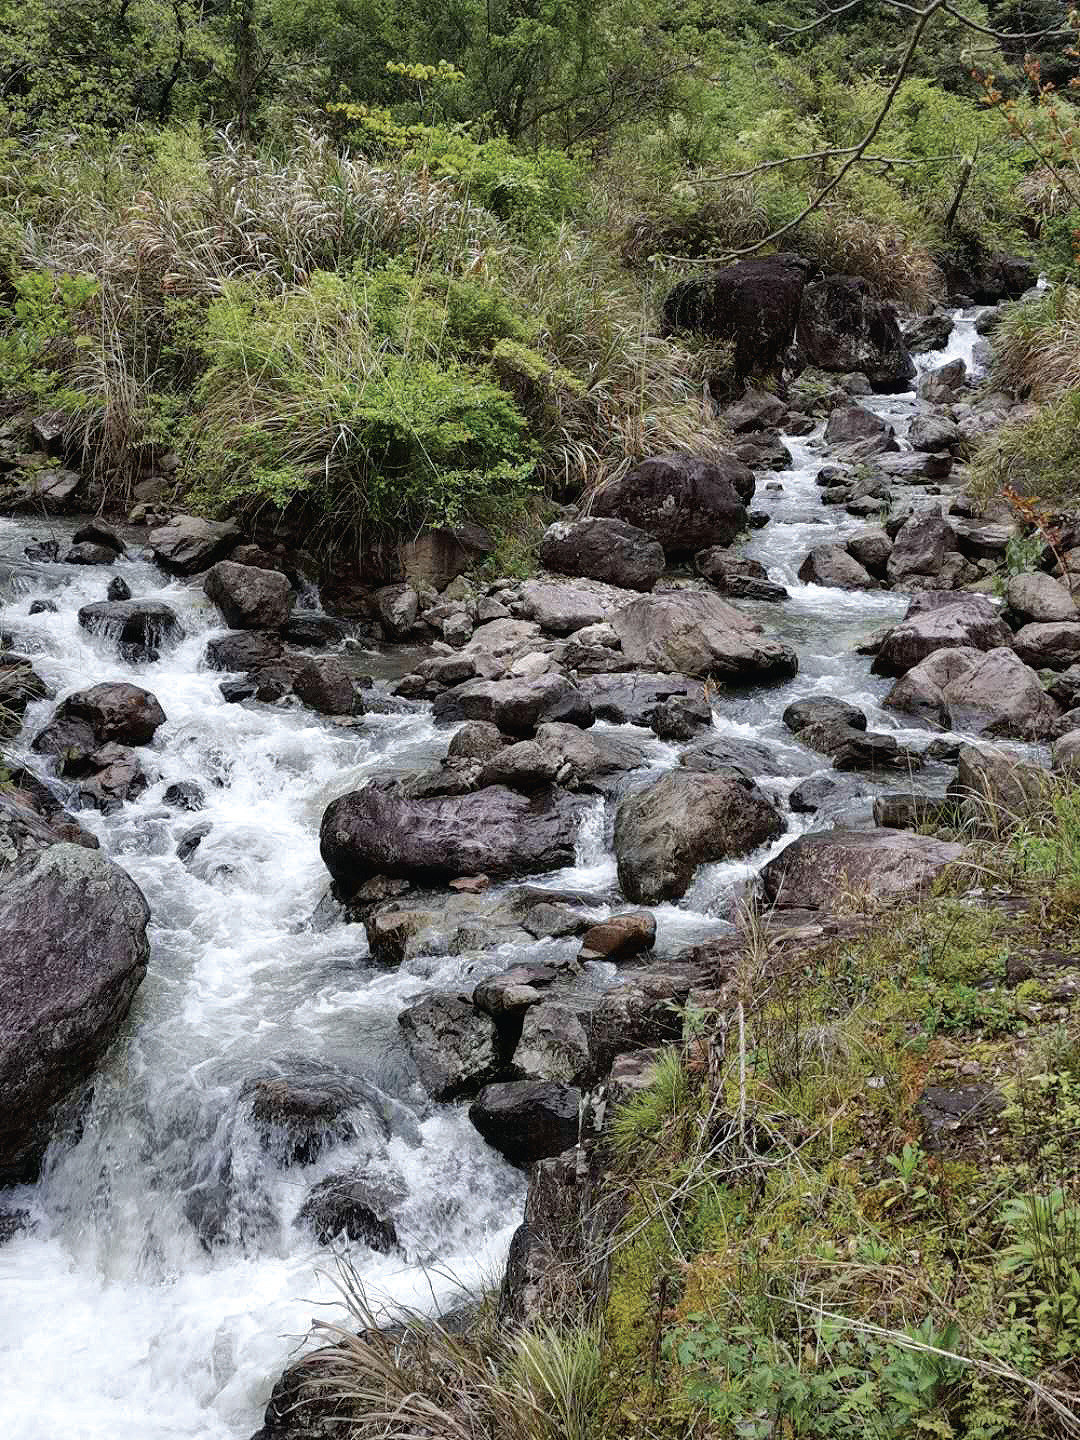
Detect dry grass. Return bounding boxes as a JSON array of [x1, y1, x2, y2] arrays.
[[989, 285, 1080, 403], [796, 208, 945, 311]]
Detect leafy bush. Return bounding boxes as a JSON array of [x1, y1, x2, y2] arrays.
[[185, 271, 536, 541]]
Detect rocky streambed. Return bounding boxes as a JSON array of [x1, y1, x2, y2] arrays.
[[2, 290, 1079, 1439]]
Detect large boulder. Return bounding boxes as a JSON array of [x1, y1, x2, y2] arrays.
[[909, 414, 961, 453], [614, 769, 783, 904], [149, 515, 239, 575], [292, 656, 356, 715], [576, 672, 708, 726], [872, 594, 1012, 676], [661, 253, 814, 378], [204, 630, 283, 673], [611, 590, 798, 682], [1012, 621, 1080, 671], [0, 654, 49, 736], [54, 683, 165, 747], [520, 578, 635, 634], [398, 993, 502, 1100], [6, 467, 83, 513], [77, 600, 184, 662], [296, 1172, 401, 1252], [1006, 572, 1077, 625], [885, 646, 1059, 739], [886, 514, 956, 585], [399, 524, 492, 590], [204, 561, 293, 630], [761, 829, 967, 910], [696, 550, 788, 602], [947, 743, 1047, 823], [797, 544, 875, 590], [320, 780, 583, 890], [0, 844, 150, 1182], [823, 403, 896, 455], [432, 674, 593, 735], [589, 454, 751, 556], [539, 517, 664, 592], [798, 275, 916, 391], [469, 1081, 581, 1166]]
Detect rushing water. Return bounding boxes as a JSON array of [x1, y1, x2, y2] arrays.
[[0, 305, 1030, 1438]]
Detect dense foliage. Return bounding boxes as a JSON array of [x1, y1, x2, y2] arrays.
[[0, 0, 1075, 542]]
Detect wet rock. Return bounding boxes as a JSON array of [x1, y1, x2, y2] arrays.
[[478, 740, 556, 791], [578, 671, 707, 726], [800, 276, 915, 391], [321, 780, 582, 890], [696, 549, 787, 601], [447, 720, 504, 762], [284, 613, 348, 647], [789, 774, 841, 813], [204, 560, 293, 630], [521, 578, 636, 634], [297, 1172, 402, 1251], [469, 1081, 580, 1166], [65, 541, 117, 566], [78, 599, 184, 662], [872, 792, 951, 830], [578, 913, 656, 963], [176, 821, 212, 863], [56, 682, 166, 746], [798, 721, 916, 772], [872, 594, 1012, 676], [1048, 665, 1080, 710], [399, 993, 502, 1100], [886, 514, 956, 585], [0, 844, 150, 1182], [0, 785, 99, 869], [885, 645, 1059, 739], [723, 387, 787, 432], [846, 527, 892, 578], [947, 743, 1046, 822], [1013, 621, 1080, 671], [220, 678, 258, 704], [919, 358, 967, 403], [681, 733, 803, 781], [28, 598, 57, 614], [374, 583, 419, 640], [7, 468, 82, 513], [292, 655, 356, 715], [909, 414, 961, 453], [512, 1002, 591, 1085], [823, 403, 897, 454], [73, 520, 125, 554], [649, 693, 712, 741], [761, 828, 967, 910], [952, 519, 1017, 561], [163, 780, 205, 811], [615, 769, 783, 904], [661, 253, 812, 377], [611, 589, 797, 682], [589, 453, 751, 555], [473, 963, 561, 1019], [75, 744, 148, 814], [903, 312, 954, 353], [0, 655, 49, 735], [797, 544, 875, 589], [1006, 572, 1077, 625], [149, 515, 240, 574], [204, 630, 284, 672], [242, 1061, 417, 1169], [107, 576, 132, 602], [432, 674, 592, 735], [539, 517, 664, 592], [783, 696, 866, 734]]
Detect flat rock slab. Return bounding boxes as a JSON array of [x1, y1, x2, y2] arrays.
[[760, 828, 968, 910], [612, 589, 797, 682]]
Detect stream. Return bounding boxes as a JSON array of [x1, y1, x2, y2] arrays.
[[0, 303, 1022, 1439]]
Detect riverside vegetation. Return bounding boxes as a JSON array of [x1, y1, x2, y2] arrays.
[[8, 3, 1080, 1440]]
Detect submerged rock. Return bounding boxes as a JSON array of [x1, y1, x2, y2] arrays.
[[78, 599, 184, 662]]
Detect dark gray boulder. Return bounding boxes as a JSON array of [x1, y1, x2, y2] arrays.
[[55, 682, 165, 746], [577, 672, 708, 726], [469, 1081, 581, 1166], [78, 600, 184, 661], [292, 655, 356, 715], [696, 549, 787, 602], [614, 769, 783, 903], [799, 275, 915, 391], [872, 595, 1012, 676], [399, 992, 503, 1100], [0, 844, 150, 1182], [761, 828, 967, 910], [590, 453, 751, 556], [204, 560, 293, 630], [149, 515, 240, 575], [296, 1172, 401, 1252], [432, 674, 593, 735], [611, 589, 797, 681], [320, 780, 582, 890], [661, 253, 813, 377], [783, 695, 867, 734], [65, 541, 117, 566], [797, 544, 875, 590], [539, 517, 664, 592], [204, 629, 284, 673]]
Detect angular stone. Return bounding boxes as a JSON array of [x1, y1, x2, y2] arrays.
[[469, 1081, 580, 1166], [590, 453, 751, 555], [761, 829, 967, 910], [204, 560, 292, 630], [539, 517, 664, 592], [149, 515, 239, 575], [398, 993, 501, 1101], [612, 589, 797, 682]]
